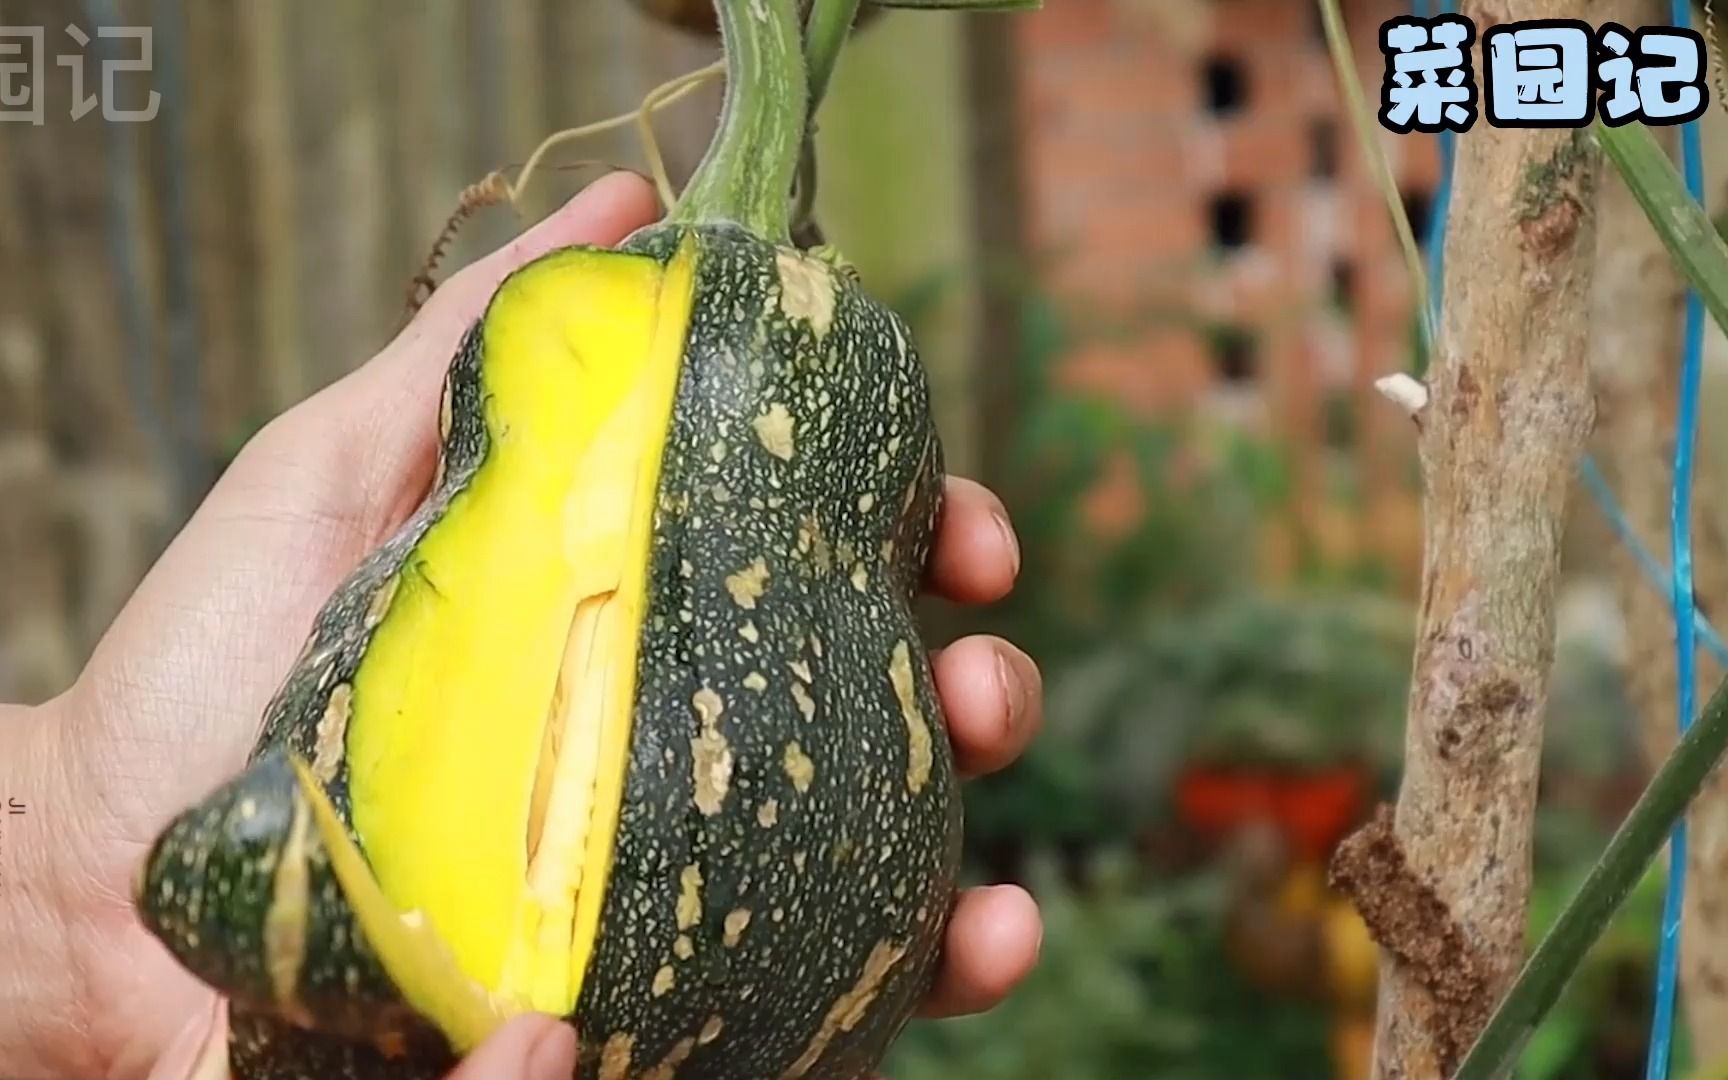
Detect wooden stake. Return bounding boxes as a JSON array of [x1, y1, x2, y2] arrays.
[[1329, 4, 1600, 1076]]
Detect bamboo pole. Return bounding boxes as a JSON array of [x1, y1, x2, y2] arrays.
[[184, 0, 262, 463], [287, 0, 386, 386], [1327, 4, 1600, 1077], [0, 105, 75, 704], [240, 0, 304, 415]]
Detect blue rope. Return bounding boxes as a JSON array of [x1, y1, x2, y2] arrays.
[[1424, 0, 1455, 333], [1646, 3, 1709, 1073], [1581, 460, 1728, 669]]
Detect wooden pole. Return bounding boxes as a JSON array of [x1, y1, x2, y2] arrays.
[[1329, 4, 1600, 1077]]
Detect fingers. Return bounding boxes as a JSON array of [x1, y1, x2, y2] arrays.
[[927, 478, 1020, 604], [445, 1016, 578, 1080], [374, 170, 662, 388], [312, 168, 659, 472], [222, 171, 661, 548], [931, 635, 1042, 778], [918, 885, 1042, 1019]]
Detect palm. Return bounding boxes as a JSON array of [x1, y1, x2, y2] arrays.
[[64, 388, 446, 1074]]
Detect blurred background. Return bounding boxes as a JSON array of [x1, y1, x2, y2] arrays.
[[0, 1, 1718, 1077]]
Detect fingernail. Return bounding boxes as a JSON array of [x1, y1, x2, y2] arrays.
[[996, 650, 1023, 734], [992, 509, 1021, 578], [527, 1023, 579, 1080]]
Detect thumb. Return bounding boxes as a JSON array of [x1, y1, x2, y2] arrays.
[[143, 998, 228, 1080], [222, 170, 661, 550], [446, 1016, 579, 1080]]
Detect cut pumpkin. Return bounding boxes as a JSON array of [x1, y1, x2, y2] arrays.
[[343, 238, 698, 1017]]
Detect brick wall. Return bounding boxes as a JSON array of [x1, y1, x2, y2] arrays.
[[1013, 0, 1435, 584]]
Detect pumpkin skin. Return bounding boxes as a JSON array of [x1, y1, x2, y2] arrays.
[[135, 222, 962, 1080]]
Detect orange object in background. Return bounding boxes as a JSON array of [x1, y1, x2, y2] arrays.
[[1175, 763, 1379, 1080], [1175, 763, 1370, 861]]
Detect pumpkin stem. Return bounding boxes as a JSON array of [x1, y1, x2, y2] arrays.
[[668, 0, 808, 243]]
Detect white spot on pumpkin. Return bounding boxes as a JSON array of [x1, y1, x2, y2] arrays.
[[312, 685, 353, 783], [791, 682, 816, 723], [775, 249, 836, 339], [725, 558, 770, 609], [699, 1015, 724, 1045], [753, 403, 796, 461], [783, 741, 816, 793], [723, 908, 753, 947], [677, 865, 704, 931], [691, 690, 733, 816], [365, 575, 400, 629], [890, 642, 934, 794], [599, 1034, 635, 1080]]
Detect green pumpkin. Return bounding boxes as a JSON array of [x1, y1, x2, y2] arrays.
[[124, 0, 1004, 1067], [136, 217, 962, 1080]]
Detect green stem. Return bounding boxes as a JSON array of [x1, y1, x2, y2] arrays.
[[1451, 672, 1728, 1080], [805, 0, 862, 112], [786, 0, 858, 246], [1596, 119, 1728, 337], [1316, 0, 1432, 344], [669, 0, 808, 242]]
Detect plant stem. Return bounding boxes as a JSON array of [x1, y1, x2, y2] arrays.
[[787, 0, 859, 245], [1453, 673, 1728, 1080], [805, 0, 862, 112], [668, 0, 808, 242], [1595, 119, 1728, 337], [1315, 0, 1432, 344]]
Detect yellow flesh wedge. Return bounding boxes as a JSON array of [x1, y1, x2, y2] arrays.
[[343, 237, 697, 1020]]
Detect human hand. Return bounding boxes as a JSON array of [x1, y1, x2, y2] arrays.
[[0, 172, 1043, 1080]]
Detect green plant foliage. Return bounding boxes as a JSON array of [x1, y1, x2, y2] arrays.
[[898, 248, 1654, 1077], [961, 292, 1415, 860], [884, 854, 1338, 1080]]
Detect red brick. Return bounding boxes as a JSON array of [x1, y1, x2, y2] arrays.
[[1059, 332, 1212, 416], [1079, 197, 1209, 261], [1045, 250, 1198, 311], [1209, 0, 1312, 46], [1018, 0, 1114, 50], [1217, 120, 1312, 189], [1024, 123, 1190, 191], [1007, 0, 1426, 561]]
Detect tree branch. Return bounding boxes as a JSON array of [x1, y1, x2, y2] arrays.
[[1334, 5, 1600, 1076]]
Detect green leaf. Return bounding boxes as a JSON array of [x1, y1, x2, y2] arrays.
[[1594, 120, 1728, 337]]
